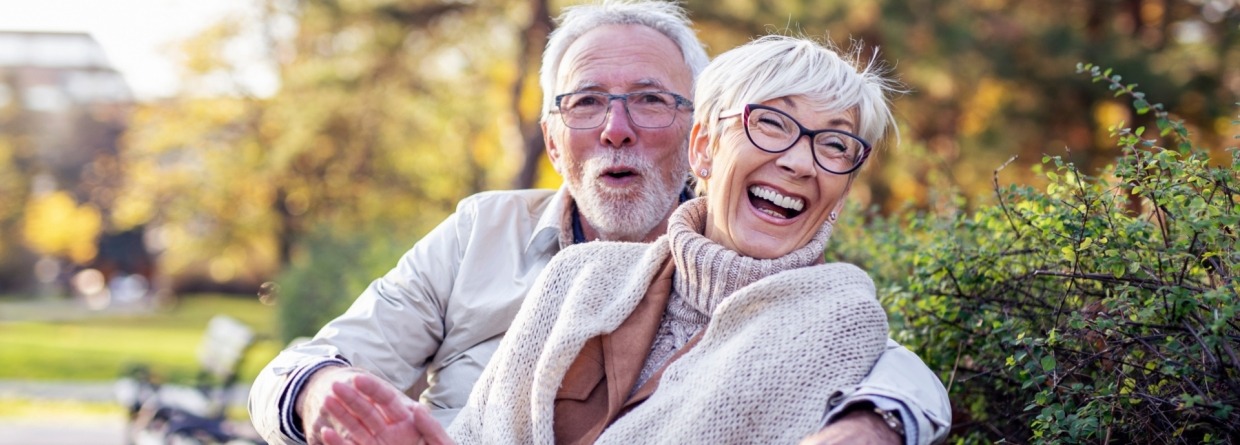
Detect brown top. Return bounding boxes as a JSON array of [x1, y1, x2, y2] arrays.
[[552, 258, 704, 445]]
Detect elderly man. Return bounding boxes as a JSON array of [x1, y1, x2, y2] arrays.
[[249, 1, 950, 444]]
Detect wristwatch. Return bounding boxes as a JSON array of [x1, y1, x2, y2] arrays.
[[873, 407, 905, 437]]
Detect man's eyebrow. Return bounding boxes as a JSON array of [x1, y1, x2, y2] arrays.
[[567, 78, 669, 93], [631, 78, 666, 90], [570, 81, 602, 92]]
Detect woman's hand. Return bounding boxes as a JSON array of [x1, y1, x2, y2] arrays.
[[299, 366, 454, 445], [319, 398, 453, 445]]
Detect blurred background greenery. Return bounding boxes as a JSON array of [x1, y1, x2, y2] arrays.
[[0, 0, 1236, 441], [1, 0, 1234, 311]]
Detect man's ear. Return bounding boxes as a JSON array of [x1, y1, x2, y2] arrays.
[[542, 120, 563, 175], [688, 122, 711, 175]]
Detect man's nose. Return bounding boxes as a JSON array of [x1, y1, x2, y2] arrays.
[[600, 98, 636, 147]]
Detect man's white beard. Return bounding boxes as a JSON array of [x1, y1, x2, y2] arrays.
[[567, 148, 687, 241]]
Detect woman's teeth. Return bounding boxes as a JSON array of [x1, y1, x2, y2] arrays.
[[749, 185, 804, 212]]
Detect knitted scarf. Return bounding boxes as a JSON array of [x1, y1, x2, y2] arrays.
[[449, 202, 887, 445], [636, 198, 833, 390]]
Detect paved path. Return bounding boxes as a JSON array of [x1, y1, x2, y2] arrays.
[[0, 379, 250, 405], [0, 380, 118, 402], [0, 380, 255, 444], [0, 417, 125, 445], [0, 380, 126, 445]]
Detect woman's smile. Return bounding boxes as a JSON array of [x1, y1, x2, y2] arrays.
[[746, 183, 806, 221]]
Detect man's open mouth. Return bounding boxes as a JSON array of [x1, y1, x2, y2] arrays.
[[601, 167, 638, 179]]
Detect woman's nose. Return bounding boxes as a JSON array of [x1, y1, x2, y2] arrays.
[[774, 135, 818, 177]]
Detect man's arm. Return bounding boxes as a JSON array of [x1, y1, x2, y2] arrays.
[[800, 406, 903, 445], [813, 339, 952, 445], [249, 201, 475, 445]]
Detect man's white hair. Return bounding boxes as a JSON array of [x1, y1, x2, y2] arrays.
[[692, 35, 901, 159], [539, 0, 710, 121]]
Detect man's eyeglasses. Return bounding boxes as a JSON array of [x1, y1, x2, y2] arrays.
[[721, 104, 871, 175], [551, 91, 693, 129]]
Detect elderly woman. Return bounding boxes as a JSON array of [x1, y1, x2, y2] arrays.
[[448, 34, 899, 444]]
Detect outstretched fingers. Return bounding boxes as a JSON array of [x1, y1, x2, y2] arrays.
[[352, 373, 414, 424], [332, 380, 390, 435], [321, 394, 371, 443], [313, 372, 454, 445]]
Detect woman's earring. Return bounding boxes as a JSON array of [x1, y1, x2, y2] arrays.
[[699, 168, 710, 178], [829, 211, 838, 222]]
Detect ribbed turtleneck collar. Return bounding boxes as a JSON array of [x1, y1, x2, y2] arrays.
[[668, 197, 834, 316]]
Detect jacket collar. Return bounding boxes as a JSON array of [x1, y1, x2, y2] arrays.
[[525, 186, 572, 256]]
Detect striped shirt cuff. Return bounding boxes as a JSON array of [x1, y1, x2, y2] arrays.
[[278, 357, 350, 443]]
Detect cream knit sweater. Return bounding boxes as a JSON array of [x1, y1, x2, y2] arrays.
[[449, 199, 889, 444]]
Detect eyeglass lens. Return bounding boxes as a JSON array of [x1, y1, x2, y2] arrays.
[[745, 108, 865, 173], [558, 92, 682, 129]]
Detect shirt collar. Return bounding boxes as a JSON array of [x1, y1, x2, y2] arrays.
[[526, 186, 572, 255]]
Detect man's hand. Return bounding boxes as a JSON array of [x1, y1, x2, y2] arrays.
[[799, 407, 903, 445], [297, 366, 453, 445]]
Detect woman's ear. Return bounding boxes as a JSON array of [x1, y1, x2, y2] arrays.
[[688, 122, 711, 176]]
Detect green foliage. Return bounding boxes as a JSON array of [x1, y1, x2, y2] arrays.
[[830, 67, 1239, 443], [273, 224, 410, 344]]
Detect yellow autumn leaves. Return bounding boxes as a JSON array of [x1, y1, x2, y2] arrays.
[[21, 191, 102, 264]]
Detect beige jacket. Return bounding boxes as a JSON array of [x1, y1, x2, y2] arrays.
[[249, 188, 567, 443]]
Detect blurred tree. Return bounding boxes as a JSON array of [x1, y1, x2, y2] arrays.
[[511, 0, 553, 190], [114, 0, 544, 288], [21, 191, 102, 264], [0, 116, 28, 287]]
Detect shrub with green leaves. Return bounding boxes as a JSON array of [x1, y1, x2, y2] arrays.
[[829, 66, 1238, 443], [273, 225, 410, 345]]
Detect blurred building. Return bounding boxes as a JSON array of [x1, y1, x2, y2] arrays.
[[0, 31, 149, 299], [0, 31, 131, 191]]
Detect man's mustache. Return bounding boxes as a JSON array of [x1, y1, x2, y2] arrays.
[[583, 151, 655, 179]]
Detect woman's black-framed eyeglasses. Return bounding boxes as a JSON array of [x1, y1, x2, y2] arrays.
[[721, 104, 872, 175]]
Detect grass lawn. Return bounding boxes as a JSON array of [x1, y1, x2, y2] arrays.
[[0, 294, 283, 384]]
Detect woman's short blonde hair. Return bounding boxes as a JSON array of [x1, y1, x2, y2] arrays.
[[692, 35, 899, 190]]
